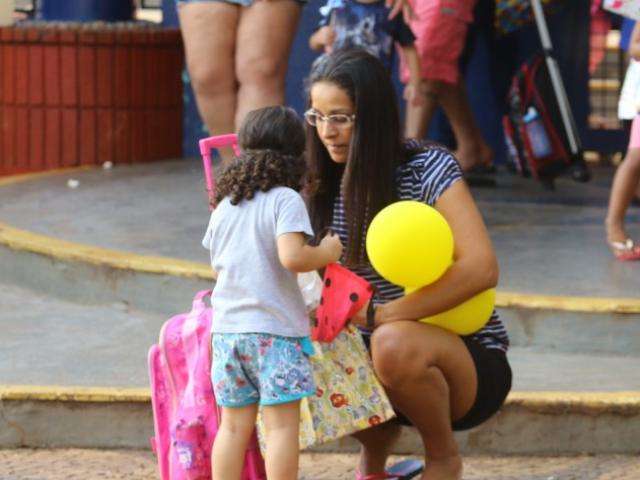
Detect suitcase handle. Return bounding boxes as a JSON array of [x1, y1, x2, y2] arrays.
[[199, 134, 240, 209]]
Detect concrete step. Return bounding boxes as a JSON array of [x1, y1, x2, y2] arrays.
[[2, 450, 640, 480], [2, 283, 639, 389], [1, 284, 639, 454], [1, 163, 639, 455], [1, 386, 638, 454]]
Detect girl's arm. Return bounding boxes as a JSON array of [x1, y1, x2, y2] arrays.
[[277, 231, 343, 273], [309, 25, 336, 52], [356, 180, 498, 326], [630, 22, 640, 60]]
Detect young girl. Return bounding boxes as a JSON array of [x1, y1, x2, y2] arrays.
[[606, 21, 640, 261], [202, 106, 343, 480], [305, 49, 511, 480]]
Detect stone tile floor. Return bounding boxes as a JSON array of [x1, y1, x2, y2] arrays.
[[0, 449, 638, 480]]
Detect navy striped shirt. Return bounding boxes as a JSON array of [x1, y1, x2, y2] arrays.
[[330, 144, 509, 352]]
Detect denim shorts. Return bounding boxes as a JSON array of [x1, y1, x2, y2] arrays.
[[177, 0, 306, 7], [211, 332, 315, 407]]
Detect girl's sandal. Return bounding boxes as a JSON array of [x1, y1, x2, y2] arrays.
[[356, 459, 424, 480], [608, 239, 640, 261]]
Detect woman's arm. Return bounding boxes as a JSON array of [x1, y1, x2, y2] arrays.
[[354, 180, 498, 327]]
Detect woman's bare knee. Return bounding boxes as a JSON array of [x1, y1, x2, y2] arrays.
[[236, 57, 286, 91], [371, 323, 436, 387]]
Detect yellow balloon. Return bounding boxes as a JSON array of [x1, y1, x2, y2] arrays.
[[366, 201, 453, 287], [406, 287, 495, 335]]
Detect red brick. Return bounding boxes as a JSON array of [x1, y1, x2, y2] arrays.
[[114, 32, 131, 108], [60, 42, 78, 107], [130, 32, 147, 107], [96, 108, 114, 164], [78, 45, 96, 107], [1, 105, 15, 172], [28, 42, 45, 106], [61, 108, 78, 167], [167, 48, 184, 106], [96, 46, 113, 108], [145, 39, 159, 108], [15, 43, 28, 105], [2, 40, 15, 104], [43, 30, 61, 106], [15, 107, 28, 169], [29, 108, 44, 169], [79, 109, 96, 165], [44, 109, 61, 169], [114, 110, 131, 164], [130, 110, 146, 163]]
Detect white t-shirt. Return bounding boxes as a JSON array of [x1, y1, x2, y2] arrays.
[[202, 187, 314, 337]]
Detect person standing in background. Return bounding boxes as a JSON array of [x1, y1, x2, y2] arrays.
[[402, 0, 493, 172]]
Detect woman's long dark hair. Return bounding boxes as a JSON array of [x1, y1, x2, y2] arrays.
[[215, 106, 307, 205], [306, 49, 405, 266]]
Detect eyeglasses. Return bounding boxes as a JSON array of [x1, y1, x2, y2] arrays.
[[304, 109, 355, 128]]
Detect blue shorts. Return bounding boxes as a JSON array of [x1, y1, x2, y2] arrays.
[[211, 333, 315, 407]]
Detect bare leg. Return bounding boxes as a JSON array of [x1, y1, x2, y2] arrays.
[[212, 403, 259, 480], [262, 400, 301, 480], [606, 148, 640, 243], [178, 3, 239, 164], [405, 84, 439, 140], [366, 321, 478, 480], [437, 81, 493, 171], [351, 420, 402, 475], [235, 0, 301, 129]]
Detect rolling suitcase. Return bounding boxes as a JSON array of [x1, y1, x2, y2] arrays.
[[503, 0, 591, 189]]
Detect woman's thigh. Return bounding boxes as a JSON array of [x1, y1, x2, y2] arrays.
[[235, 0, 302, 84], [178, 2, 239, 87], [370, 321, 477, 422]]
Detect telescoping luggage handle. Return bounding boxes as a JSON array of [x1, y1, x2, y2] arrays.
[[199, 134, 240, 209]]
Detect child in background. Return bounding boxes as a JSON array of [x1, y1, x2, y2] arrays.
[[606, 21, 640, 261], [309, 0, 425, 107], [203, 106, 343, 479], [402, 0, 494, 172]]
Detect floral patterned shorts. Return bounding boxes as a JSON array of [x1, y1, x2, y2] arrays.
[[212, 333, 316, 407]]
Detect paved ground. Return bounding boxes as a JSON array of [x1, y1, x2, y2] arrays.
[[0, 161, 638, 298], [0, 449, 639, 480]]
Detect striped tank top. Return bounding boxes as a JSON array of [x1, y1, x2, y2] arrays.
[[330, 144, 509, 352]]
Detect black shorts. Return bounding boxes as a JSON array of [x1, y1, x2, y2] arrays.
[[362, 333, 512, 431]]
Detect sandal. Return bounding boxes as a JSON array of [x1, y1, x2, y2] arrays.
[[356, 459, 424, 480], [608, 238, 640, 261]]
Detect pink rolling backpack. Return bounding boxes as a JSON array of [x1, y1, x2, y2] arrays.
[[147, 134, 266, 480]]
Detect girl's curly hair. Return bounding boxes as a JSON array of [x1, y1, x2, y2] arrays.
[[215, 106, 308, 206]]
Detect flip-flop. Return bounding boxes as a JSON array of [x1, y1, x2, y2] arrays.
[[608, 238, 640, 261], [356, 459, 424, 480]]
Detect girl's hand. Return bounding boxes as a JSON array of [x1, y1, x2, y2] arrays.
[[319, 231, 343, 263], [312, 26, 336, 53], [386, 0, 416, 21]]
